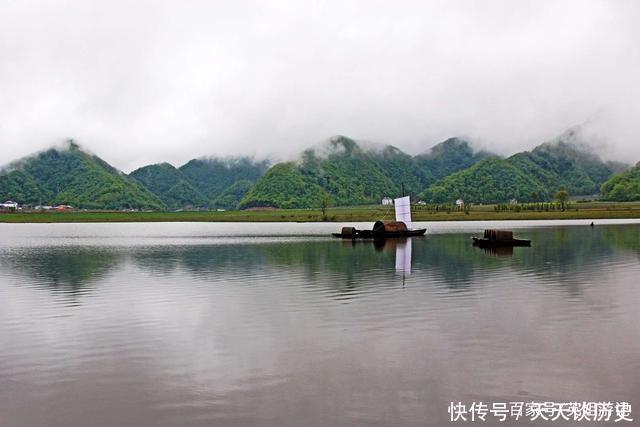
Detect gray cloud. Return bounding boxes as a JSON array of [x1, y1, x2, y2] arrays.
[[1, 0, 638, 172]]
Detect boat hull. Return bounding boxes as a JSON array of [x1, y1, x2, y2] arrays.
[[333, 228, 426, 239]]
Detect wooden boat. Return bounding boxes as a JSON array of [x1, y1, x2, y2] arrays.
[[332, 222, 426, 239], [472, 229, 531, 247], [371, 221, 426, 237], [332, 196, 426, 239]]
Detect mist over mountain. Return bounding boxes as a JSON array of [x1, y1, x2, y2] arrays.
[[129, 157, 269, 209], [423, 128, 628, 204], [130, 157, 269, 209], [414, 138, 494, 187], [0, 141, 163, 209], [178, 157, 270, 206], [1, 129, 637, 210], [239, 135, 495, 209], [129, 163, 208, 209], [2, 1, 640, 170]]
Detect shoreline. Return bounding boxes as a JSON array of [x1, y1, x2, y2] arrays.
[[2, 205, 640, 224]]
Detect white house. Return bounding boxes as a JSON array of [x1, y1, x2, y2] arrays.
[[382, 197, 393, 206], [0, 200, 19, 210], [455, 199, 464, 207]]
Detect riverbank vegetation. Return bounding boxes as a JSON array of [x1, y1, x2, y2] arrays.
[[1, 201, 639, 223]]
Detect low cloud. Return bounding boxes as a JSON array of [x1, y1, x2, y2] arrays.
[[1, 0, 638, 171]]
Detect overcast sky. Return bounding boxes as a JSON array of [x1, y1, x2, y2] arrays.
[[1, 0, 638, 172]]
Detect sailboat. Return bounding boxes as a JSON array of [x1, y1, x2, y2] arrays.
[[332, 195, 427, 238]]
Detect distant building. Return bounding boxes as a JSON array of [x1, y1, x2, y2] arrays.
[[417, 200, 427, 206], [55, 205, 73, 211], [509, 198, 518, 205], [455, 199, 464, 207], [0, 201, 19, 211], [382, 197, 393, 206]]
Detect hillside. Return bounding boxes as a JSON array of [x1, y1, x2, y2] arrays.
[[178, 157, 269, 207], [238, 135, 489, 209], [238, 163, 329, 209], [212, 180, 254, 208], [600, 164, 640, 201], [240, 136, 398, 208], [423, 157, 549, 203], [421, 129, 627, 204], [414, 137, 492, 186], [129, 163, 208, 209], [2, 131, 634, 210], [0, 141, 164, 209]]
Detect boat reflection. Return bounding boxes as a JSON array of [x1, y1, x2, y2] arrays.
[[370, 237, 413, 275], [475, 245, 515, 257], [394, 238, 412, 276]]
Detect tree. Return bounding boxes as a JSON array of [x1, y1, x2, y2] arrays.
[[320, 194, 331, 219], [555, 190, 569, 211]]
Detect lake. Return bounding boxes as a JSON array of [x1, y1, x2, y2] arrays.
[[1, 220, 639, 426]]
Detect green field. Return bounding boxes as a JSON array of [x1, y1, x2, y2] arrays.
[[1, 201, 640, 223]]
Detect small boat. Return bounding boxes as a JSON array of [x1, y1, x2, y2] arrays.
[[472, 229, 531, 247], [333, 196, 426, 239]]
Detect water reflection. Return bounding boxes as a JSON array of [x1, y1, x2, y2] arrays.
[[394, 238, 412, 275], [0, 247, 121, 295], [0, 225, 638, 302], [0, 223, 639, 427], [474, 244, 515, 257]]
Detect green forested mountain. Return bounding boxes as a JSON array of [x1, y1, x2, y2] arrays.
[[240, 137, 394, 209], [421, 129, 627, 204], [414, 137, 492, 186], [129, 157, 269, 209], [0, 141, 163, 209], [422, 157, 550, 203], [212, 180, 254, 208], [600, 164, 640, 201], [239, 135, 488, 209], [129, 163, 208, 209], [238, 163, 329, 209], [178, 157, 269, 206], [2, 130, 635, 211]]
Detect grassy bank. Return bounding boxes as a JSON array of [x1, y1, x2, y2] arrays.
[[1, 201, 640, 223]]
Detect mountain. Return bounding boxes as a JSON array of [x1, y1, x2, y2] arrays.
[[421, 129, 627, 204], [178, 157, 269, 207], [3, 130, 633, 210], [238, 135, 492, 209], [422, 157, 549, 203], [238, 163, 329, 209], [414, 137, 492, 186], [525, 129, 626, 194], [212, 180, 255, 208], [240, 136, 399, 209], [0, 141, 164, 209], [129, 163, 208, 209], [600, 163, 640, 201]]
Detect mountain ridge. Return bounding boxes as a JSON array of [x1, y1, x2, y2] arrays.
[[239, 135, 491, 208], [0, 141, 164, 209], [421, 130, 629, 204], [1, 131, 636, 209]]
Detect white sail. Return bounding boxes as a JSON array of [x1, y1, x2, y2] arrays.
[[394, 196, 412, 230], [395, 238, 412, 276]]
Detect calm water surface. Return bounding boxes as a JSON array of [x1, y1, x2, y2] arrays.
[[1, 220, 639, 426]]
